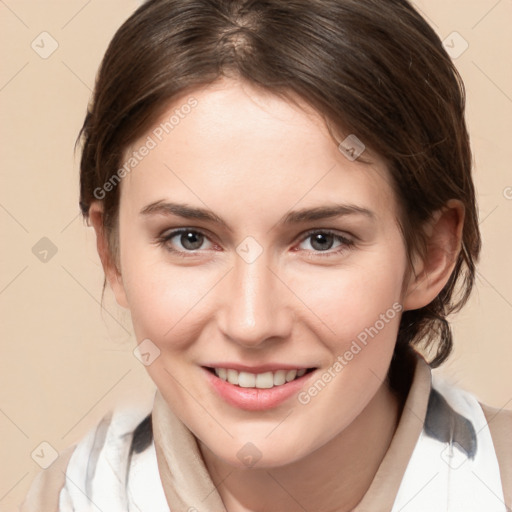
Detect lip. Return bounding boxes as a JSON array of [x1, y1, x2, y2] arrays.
[[201, 365, 316, 411], [203, 362, 310, 373]]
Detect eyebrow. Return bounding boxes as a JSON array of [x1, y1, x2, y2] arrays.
[[140, 200, 375, 229]]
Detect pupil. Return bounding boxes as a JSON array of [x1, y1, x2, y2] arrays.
[[311, 233, 333, 251], [182, 232, 203, 250]]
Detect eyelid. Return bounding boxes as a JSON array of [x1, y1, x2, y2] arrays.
[[296, 228, 354, 244], [157, 227, 356, 257], [293, 228, 355, 256], [160, 226, 215, 242], [157, 227, 217, 255]]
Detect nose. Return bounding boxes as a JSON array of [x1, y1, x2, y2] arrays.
[[216, 251, 293, 349]]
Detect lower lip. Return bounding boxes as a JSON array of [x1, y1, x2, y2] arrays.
[[202, 367, 315, 411]]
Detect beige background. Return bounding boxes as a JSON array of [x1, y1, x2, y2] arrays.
[[0, 0, 511, 509]]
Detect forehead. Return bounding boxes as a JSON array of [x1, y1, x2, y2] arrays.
[[120, 78, 398, 224]]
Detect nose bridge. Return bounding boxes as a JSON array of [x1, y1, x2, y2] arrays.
[[218, 249, 291, 347]]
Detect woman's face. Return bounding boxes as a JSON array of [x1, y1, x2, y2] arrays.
[[110, 78, 412, 467]]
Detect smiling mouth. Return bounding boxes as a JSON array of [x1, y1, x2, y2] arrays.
[[204, 367, 316, 389]]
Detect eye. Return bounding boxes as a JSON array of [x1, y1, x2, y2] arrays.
[[156, 228, 354, 258], [158, 228, 215, 254], [296, 230, 354, 256]]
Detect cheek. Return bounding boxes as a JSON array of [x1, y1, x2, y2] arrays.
[[126, 271, 193, 336], [120, 250, 224, 352], [295, 253, 406, 345], [119, 241, 182, 333]]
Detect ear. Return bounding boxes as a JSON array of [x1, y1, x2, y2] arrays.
[[88, 202, 129, 309], [402, 199, 465, 311]]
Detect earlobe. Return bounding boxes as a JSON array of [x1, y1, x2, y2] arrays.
[[88, 202, 129, 309], [402, 200, 465, 311]]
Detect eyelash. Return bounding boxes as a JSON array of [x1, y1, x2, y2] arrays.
[[297, 229, 355, 258], [156, 228, 355, 259]]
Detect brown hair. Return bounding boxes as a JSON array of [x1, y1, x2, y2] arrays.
[[77, 0, 481, 369]]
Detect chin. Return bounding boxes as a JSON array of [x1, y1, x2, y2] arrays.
[[201, 431, 315, 470]]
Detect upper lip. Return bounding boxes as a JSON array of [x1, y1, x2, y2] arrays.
[[203, 363, 314, 373]]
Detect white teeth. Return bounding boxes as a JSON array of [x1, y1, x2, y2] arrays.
[[256, 372, 274, 389], [285, 369, 297, 382], [238, 372, 256, 388], [216, 368, 227, 380], [273, 369, 286, 386], [226, 369, 239, 385], [213, 367, 309, 389]]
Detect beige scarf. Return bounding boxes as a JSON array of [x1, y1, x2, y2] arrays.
[[152, 389, 228, 511]]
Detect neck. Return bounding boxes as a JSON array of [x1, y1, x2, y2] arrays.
[[199, 380, 403, 512]]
